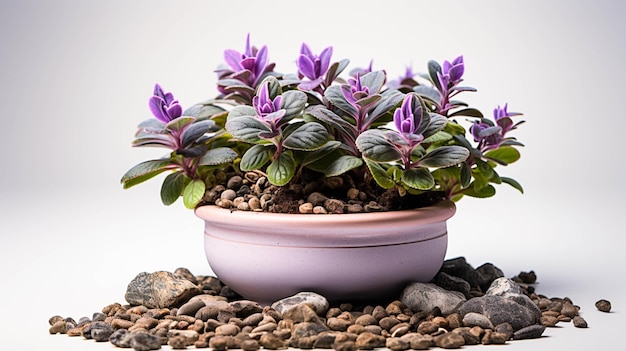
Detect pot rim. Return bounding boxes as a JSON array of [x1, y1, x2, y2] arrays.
[[196, 199, 456, 247]]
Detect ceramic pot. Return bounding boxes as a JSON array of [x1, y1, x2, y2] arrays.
[[195, 200, 455, 305]]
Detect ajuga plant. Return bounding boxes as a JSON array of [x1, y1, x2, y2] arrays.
[[121, 34, 525, 210]]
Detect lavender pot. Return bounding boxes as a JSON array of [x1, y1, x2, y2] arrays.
[[195, 200, 455, 305]]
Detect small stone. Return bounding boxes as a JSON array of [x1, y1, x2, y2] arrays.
[[125, 271, 201, 309], [129, 331, 162, 351], [494, 322, 514, 340], [241, 339, 260, 351], [595, 299, 612, 312], [379, 316, 400, 331], [299, 202, 314, 214], [227, 175, 243, 190], [216, 323, 240, 336], [307, 192, 328, 206], [248, 197, 261, 210], [272, 291, 329, 316], [486, 277, 524, 296], [325, 176, 344, 189], [168, 335, 188, 349], [481, 329, 508, 345], [334, 340, 357, 351], [446, 313, 463, 330], [561, 302, 579, 318], [363, 203, 383, 212], [259, 332, 285, 349], [324, 199, 345, 214], [474, 263, 505, 291], [451, 327, 480, 345], [355, 331, 386, 350], [111, 318, 135, 329], [386, 337, 410, 351], [49, 320, 69, 334], [237, 201, 251, 211], [48, 315, 65, 326], [516, 271, 537, 284], [177, 298, 206, 317], [328, 317, 352, 331], [221, 189, 237, 201], [346, 203, 363, 213], [462, 312, 494, 329], [573, 316, 588, 328], [416, 321, 439, 335], [405, 334, 432, 350], [512, 324, 546, 340], [355, 314, 378, 326], [347, 188, 360, 200], [540, 315, 559, 327], [313, 206, 327, 214], [209, 335, 230, 351], [401, 282, 466, 315], [433, 332, 465, 349], [168, 329, 200, 345]]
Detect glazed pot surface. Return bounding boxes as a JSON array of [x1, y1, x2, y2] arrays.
[[195, 200, 455, 305]]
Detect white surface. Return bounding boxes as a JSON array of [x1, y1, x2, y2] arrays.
[[1, 0, 624, 350]]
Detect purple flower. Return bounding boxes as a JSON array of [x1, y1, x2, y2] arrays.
[[341, 73, 370, 106], [252, 82, 285, 124], [387, 65, 416, 90], [393, 94, 424, 146], [469, 120, 503, 150], [493, 103, 521, 135], [438, 55, 464, 90], [148, 84, 182, 123], [222, 34, 270, 88], [297, 43, 333, 90]]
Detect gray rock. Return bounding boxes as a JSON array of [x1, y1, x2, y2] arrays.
[[434, 272, 471, 299], [271, 292, 329, 316], [474, 263, 504, 291], [512, 324, 546, 340], [229, 300, 263, 317], [459, 295, 540, 331], [486, 277, 524, 296], [400, 282, 466, 315], [462, 312, 494, 329], [125, 271, 201, 309], [129, 331, 162, 351]]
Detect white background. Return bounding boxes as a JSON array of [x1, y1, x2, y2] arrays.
[[1, 0, 624, 350]]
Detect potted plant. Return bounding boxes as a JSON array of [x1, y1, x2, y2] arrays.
[[121, 35, 524, 304]]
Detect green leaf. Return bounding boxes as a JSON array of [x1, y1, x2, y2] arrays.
[[324, 85, 358, 117], [183, 179, 205, 209], [322, 155, 363, 177], [227, 105, 257, 120], [463, 184, 496, 198], [422, 131, 452, 144], [180, 119, 216, 147], [160, 172, 186, 206], [360, 71, 386, 93], [402, 168, 435, 190], [449, 108, 484, 118], [422, 114, 448, 139], [365, 160, 395, 189], [355, 129, 402, 162], [460, 162, 471, 187], [266, 152, 296, 186], [484, 146, 521, 165], [428, 60, 442, 92], [282, 122, 328, 151], [240, 144, 274, 171], [417, 146, 470, 168], [476, 160, 495, 180], [165, 116, 195, 132], [501, 177, 524, 193], [121, 159, 174, 189], [281, 90, 308, 120], [225, 115, 272, 143], [198, 147, 239, 166], [301, 141, 341, 166]]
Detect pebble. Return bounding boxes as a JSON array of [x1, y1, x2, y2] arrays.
[[48, 260, 604, 351], [595, 299, 612, 313]]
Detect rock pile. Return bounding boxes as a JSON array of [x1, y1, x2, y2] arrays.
[[49, 258, 607, 350]]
